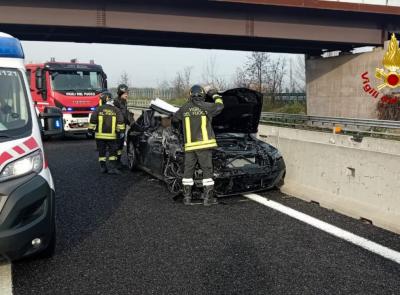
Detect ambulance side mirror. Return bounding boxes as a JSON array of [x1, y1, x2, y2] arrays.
[[40, 107, 63, 137]]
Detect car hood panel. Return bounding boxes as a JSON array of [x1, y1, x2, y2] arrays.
[[211, 88, 263, 134], [150, 88, 263, 134]]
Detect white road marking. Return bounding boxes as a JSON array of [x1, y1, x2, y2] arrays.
[[245, 193, 400, 265], [0, 263, 12, 295]]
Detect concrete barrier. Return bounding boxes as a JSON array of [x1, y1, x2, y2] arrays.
[[129, 107, 400, 233], [258, 125, 400, 234]]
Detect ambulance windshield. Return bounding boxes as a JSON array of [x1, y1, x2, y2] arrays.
[[0, 68, 31, 140]]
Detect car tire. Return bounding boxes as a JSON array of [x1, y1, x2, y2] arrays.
[[127, 140, 137, 171], [275, 172, 285, 189], [163, 159, 183, 194]]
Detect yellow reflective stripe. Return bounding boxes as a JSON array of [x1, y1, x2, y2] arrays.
[[185, 142, 218, 151], [98, 115, 104, 134], [117, 124, 125, 131], [185, 116, 192, 144], [88, 123, 96, 129], [95, 133, 117, 139], [99, 157, 107, 162], [215, 98, 223, 104], [109, 156, 117, 161], [185, 139, 216, 147], [111, 116, 116, 136], [201, 115, 209, 141]]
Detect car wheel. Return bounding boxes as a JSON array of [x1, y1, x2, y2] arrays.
[[164, 159, 183, 194], [127, 140, 137, 171], [275, 172, 285, 189]]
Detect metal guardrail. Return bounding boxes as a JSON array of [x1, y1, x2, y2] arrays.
[[261, 112, 400, 130], [127, 99, 151, 108], [128, 105, 400, 136]]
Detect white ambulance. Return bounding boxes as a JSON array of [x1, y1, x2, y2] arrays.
[[0, 32, 62, 261]]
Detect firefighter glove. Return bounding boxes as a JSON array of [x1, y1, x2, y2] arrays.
[[207, 88, 219, 98]]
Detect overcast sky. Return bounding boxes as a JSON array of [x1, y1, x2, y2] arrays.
[[21, 41, 301, 88]]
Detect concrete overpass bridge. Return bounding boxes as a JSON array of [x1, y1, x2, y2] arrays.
[[0, 0, 399, 55]]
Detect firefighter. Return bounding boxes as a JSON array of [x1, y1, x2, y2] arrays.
[[114, 84, 133, 167], [173, 85, 224, 206], [88, 91, 125, 175]]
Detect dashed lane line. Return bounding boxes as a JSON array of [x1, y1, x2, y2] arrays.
[[245, 193, 400, 265], [0, 263, 12, 295]]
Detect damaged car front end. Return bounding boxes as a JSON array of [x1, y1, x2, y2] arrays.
[[127, 88, 286, 197]]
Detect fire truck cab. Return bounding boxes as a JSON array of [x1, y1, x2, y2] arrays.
[[0, 32, 61, 261], [26, 60, 107, 136]]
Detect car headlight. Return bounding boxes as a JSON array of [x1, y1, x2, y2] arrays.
[[0, 150, 43, 182]]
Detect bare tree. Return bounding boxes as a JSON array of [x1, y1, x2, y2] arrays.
[[171, 71, 185, 98], [267, 57, 287, 99], [118, 71, 131, 87], [232, 67, 250, 88], [201, 56, 227, 90], [246, 52, 270, 93], [183, 66, 193, 96], [214, 77, 228, 91], [157, 79, 170, 90], [202, 55, 217, 86]]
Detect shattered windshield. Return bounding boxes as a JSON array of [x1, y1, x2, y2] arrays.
[[50, 70, 103, 91], [0, 68, 31, 140]]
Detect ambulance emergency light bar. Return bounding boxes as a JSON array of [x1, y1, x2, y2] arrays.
[[0, 32, 25, 59]]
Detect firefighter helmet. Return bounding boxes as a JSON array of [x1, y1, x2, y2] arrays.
[[189, 85, 205, 99], [117, 84, 129, 96], [99, 91, 113, 105]]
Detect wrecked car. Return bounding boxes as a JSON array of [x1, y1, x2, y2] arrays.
[[126, 88, 286, 197]]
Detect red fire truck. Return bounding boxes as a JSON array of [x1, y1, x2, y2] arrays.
[[26, 59, 107, 136]]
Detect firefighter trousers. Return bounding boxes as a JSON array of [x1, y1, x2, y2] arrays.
[[96, 139, 118, 162], [183, 149, 213, 179], [117, 137, 124, 158]]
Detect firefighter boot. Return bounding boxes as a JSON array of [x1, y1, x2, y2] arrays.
[[183, 185, 193, 205], [108, 161, 122, 175], [99, 161, 108, 174], [203, 185, 218, 206]]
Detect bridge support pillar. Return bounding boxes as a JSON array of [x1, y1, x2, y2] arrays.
[[306, 46, 391, 119]]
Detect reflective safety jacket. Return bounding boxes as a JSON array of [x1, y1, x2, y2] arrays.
[[114, 96, 133, 125], [89, 104, 125, 140], [174, 95, 224, 152]]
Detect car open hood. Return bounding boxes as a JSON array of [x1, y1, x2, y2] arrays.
[[211, 88, 263, 134], [150, 88, 263, 134]]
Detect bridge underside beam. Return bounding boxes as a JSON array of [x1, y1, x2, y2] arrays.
[[0, 24, 366, 55], [0, 0, 397, 54]]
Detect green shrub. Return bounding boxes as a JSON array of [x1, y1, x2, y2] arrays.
[[263, 101, 307, 114], [168, 97, 187, 106]]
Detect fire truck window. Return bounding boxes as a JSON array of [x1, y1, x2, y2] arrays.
[[50, 71, 103, 91]]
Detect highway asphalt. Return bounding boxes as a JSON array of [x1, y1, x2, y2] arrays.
[[12, 137, 400, 294]]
